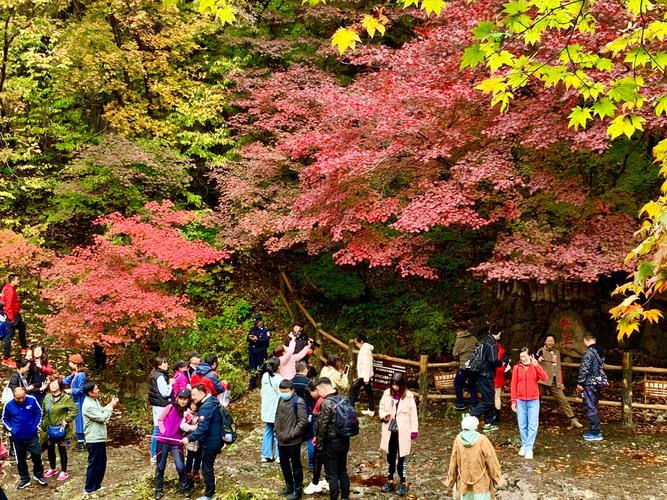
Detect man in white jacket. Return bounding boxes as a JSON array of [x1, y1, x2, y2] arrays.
[[349, 334, 375, 416]]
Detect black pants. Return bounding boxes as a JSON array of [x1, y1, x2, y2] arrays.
[[278, 443, 304, 494], [311, 445, 323, 484], [349, 378, 375, 411], [201, 447, 219, 497], [13, 435, 43, 482], [84, 442, 107, 493], [387, 431, 407, 483], [47, 440, 68, 471], [583, 385, 601, 434], [185, 447, 202, 474], [321, 439, 350, 500], [470, 375, 495, 424], [5, 313, 27, 357]]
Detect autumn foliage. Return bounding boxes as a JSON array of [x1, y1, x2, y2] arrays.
[[225, 0, 655, 284], [41, 201, 228, 349]]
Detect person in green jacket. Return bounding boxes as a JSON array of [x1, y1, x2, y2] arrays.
[[41, 378, 78, 481]]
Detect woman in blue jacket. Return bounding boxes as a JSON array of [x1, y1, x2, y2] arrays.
[[62, 353, 87, 450]]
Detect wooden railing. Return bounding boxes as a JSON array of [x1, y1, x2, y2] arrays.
[[277, 269, 667, 424]]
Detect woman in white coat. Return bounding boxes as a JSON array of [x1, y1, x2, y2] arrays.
[[349, 334, 375, 416], [260, 357, 283, 462], [378, 372, 418, 497]]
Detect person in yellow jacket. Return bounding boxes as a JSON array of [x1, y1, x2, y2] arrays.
[[447, 415, 502, 500], [320, 354, 349, 393]]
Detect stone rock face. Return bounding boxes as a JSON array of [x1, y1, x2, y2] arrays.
[[545, 311, 587, 358]]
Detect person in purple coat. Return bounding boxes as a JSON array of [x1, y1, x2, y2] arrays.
[[155, 388, 191, 499], [62, 354, 87, 450]]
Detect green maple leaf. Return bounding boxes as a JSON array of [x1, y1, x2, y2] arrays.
[[460, 45, 485, 69], [568, 106, 592, 130], [655, 94, 667, 116], [592, 98, 617, 119], [472, 21, 496, 40]]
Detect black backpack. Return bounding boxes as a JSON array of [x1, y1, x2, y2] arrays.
[[334, 396, 359, 438], [463, 343, 487, 373], [219, 405, 237, 445]]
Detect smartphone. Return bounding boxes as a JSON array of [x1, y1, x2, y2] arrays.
[[343, 364, 350, 376]]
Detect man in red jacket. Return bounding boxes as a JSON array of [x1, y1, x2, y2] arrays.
[[2, 274, 28, 367]]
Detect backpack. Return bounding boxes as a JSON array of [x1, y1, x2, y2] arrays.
[[0, 319, 9, 341], [219, 404, 237, 445], [191, 373, 217, 396], [291, 397, 313, 442], [334, 396, 359, 438], [463, 343, 487, 373]]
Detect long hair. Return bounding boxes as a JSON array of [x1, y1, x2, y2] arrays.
[[30, 344, 49, 367], [265, 357, 280, 377], [326, 354, 341, 370], [390, 372, 407, 398]]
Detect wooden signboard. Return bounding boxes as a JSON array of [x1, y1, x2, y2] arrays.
[[433, 371, 456, 391], [372, 359, 407, 390], [644, 380, 667, 399]]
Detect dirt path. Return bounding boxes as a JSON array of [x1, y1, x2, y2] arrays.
[[2, 391, 667, 499]]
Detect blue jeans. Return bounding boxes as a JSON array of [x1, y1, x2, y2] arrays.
[[306, 439, 314, 470], [261, 423, 278, 460], [516, 399, 540, 451], [150, 426, 159, 458], [155, 442, 188, 494]]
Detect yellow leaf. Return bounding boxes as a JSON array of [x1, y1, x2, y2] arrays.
[[331, 28, 361, 54], [420, 0, 446, 16], [642, 309, 663, 324], [362, 15, 386, 38]]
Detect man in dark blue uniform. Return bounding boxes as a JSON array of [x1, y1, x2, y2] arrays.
[[247, 315, 271, 390]]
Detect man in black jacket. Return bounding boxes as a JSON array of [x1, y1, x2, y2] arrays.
[[314, 377, 350, 500], [577, 334, 606, 441], [181, 384, 223, 500], [275, 380, 308, 500], [247, 316, 271, 390], [469, 325, 503, 433]]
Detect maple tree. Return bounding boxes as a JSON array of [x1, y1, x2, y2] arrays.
[[40, 201, 228, 350], [226, 1, 656, 291]]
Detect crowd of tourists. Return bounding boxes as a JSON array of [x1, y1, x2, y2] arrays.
[[0, 274, 611, 500]]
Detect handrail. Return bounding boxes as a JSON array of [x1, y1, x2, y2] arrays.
[[277, 269, 667, 421]]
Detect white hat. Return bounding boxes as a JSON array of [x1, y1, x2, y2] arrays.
[[461, 415, 479, 431]]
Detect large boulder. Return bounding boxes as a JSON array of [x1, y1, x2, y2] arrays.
[[546, 311, 587, 358]]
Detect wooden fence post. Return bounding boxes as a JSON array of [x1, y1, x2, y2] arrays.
[[347, 339, 356, 378], [419, 354, 429, 419], [622, 351, 633, 427], [315, 323, 324, 371]]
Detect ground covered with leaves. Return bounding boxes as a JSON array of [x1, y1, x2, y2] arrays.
[[3, 390, 667, 499]]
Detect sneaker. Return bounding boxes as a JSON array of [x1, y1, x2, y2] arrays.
[[195, 497, 214, 500], [260, 457, 270, 463], [396, 483, 408, 496], [317, 479, 329, 491], [156, 493, 165, 500], [482, 423, 499, 432], [1, 358, 15, 368], [361, 409, 375, 417], [150, 455, 157, 465], [381, 481, 394, 493], [34, 476, 48, 486], [570, 418, 584, 429], [17, 479, 30, 489], [524, 450, 534, 460], [279, 486, 293, 496], [57, 471, 70, 481], [275, 457, 280, 463], [303, 482, 322, 495], [518, 447, 525, 456], [44, 468, 58, 478], [454, 403, 466, 411], [583, 432, 603, 441]]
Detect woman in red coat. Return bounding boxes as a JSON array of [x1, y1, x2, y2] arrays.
[[510, 349, 547, 460], [493, 342, 509, 423]]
